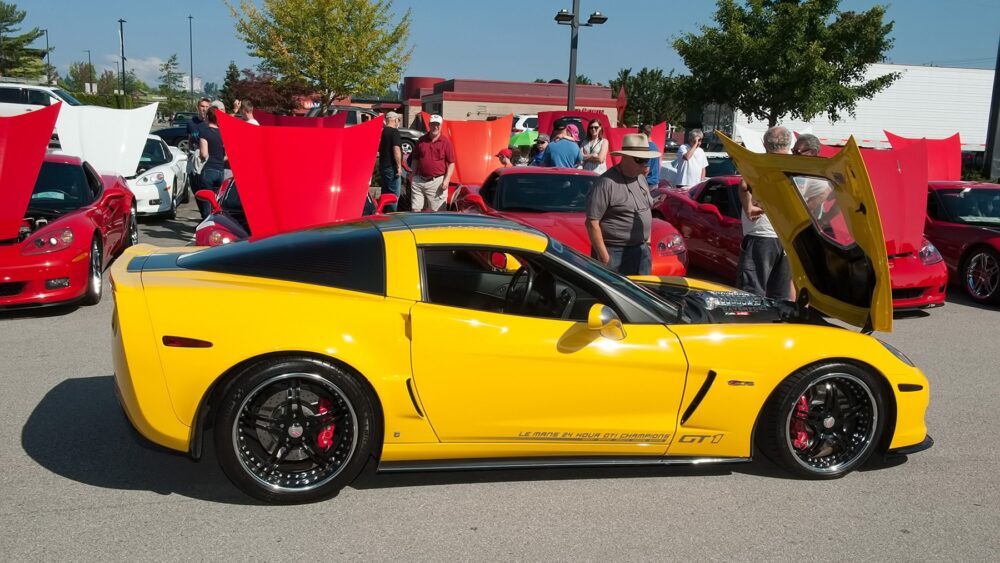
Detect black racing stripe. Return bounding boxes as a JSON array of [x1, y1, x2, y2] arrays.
[[680, 370, 717, 426]]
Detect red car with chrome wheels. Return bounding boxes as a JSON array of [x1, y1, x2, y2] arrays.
[[452, 167, 687, 276]]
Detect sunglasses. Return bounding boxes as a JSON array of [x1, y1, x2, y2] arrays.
[[589, 126, 601, 130], [629, 156, 649, 164]]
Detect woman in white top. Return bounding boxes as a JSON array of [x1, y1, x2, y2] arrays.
[[580, 118, 609, 173], [674, 128, 709, 187]]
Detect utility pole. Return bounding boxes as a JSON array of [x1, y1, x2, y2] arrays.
[[118, 19, 127, 96], [84, 49, 92, 92], [554, 2, 607, 111], [188, 15, 195, 109], [42, 29, 51, 84]]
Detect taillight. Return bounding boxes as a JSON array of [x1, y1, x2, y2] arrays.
[[195, 224, 237, 246], [21, 228, 74, 255], [918, 239, 943, 265]]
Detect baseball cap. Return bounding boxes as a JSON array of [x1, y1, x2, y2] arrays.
[[385, 111, 401, 120], [535, 133, 550, 143], [566, 123, 580, 141], [429, 114, 443, 124], [210, 100, 225, 111], [497, 148, 513, 159]]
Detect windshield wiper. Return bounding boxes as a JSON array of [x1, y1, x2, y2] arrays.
[[25, 206, 66, 217]]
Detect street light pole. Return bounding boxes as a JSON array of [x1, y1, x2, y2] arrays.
[[42, 29, 51, 84], [118, 19, 127, 96], [188, 15, 194, 109], [84, 49, 92, 92], [554, 2, 607, 111]]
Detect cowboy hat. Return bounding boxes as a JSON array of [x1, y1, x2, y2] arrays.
[[611, 133, 661, 159]]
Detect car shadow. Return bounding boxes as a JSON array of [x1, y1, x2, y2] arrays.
[[139, 216, 198, 245], [0, 302, 82, 320], [21, 375, 255, 505], [944, 286, 998, 311]]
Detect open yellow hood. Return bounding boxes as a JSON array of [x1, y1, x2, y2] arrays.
[[718, 133, 892, 333]]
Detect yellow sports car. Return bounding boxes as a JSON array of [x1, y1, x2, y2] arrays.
[[112, 138, 931, 503]]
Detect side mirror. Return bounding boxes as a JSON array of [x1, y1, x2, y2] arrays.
[[489, 251, 507, 270], [463, 193, 490, 214], [587, 304, 625, 341], [195, 189, 221, 214], [376, 193, 398, 214], [696, 202, 722, 219]]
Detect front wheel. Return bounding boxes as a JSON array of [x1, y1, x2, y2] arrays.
[[963, 248, 1000, 304], [80, 238, 103, 306], [213, 357, 378, 504], [757, 362, 885, 479], [124, 204, 139, 249], [165, 182, 178, 219]]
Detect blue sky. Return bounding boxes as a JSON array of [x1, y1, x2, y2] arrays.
[[22, 0, 1000, 88]]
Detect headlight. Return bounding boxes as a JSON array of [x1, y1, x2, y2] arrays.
[[138, 172, 165, 185], [878, 339, 915, 367], [656, 233, 686, 256], [21, 228, 74, 256], [918, 239, 943, 265]]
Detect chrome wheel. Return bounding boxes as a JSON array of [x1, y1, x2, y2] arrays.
[[128, 207, 139, 246], [81, 238, 103, 305], [232, 373, 358, 494], [965, 250, 999, 302], [785, 373, 877, 475]]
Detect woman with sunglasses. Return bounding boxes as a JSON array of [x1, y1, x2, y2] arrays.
[[581, 119, 609, 173]]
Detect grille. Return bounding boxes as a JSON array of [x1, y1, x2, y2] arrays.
[[0, 282, 25, 297], [892, 287, 927, 300]]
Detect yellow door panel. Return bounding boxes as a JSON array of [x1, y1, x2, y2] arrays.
[[409, 302, 686, 453]]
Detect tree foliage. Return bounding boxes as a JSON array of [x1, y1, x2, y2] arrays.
[[0, 2, 44, 78], [674, 0, 899, 126], [228, 68, 311, 113], [219, 61, 241, 108], [64, 61, 96, 91], [226, 0, 412, 105], [158, 54, 186, 113], [609, 67, 686, 126], [96, 69, 118, 95]]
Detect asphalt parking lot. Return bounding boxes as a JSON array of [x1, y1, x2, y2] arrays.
[[2, 198, 998, 560]]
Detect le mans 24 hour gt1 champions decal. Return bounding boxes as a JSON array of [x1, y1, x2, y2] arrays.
[[510, 431, 726, 444]]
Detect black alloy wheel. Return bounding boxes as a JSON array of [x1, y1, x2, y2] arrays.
[[963, 248, 1000, 304], [757, 362, 885, 479], [80, 238, 103, 306], [214, 357, 377, 504]]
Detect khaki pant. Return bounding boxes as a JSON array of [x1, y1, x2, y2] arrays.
[[411, 175, 447, 211]]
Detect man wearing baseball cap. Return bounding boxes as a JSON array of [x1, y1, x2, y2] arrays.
[[584, 133, 660, 275], [378, 111, 403, 211], [410, 114, 456, 211], [496, 148, 513, 167]]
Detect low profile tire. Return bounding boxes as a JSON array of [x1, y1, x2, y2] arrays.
[[80, 238, 103, 306], [757, 362, 886, 479], [165, 182, 178, 220], [123, 204, 139, 249], [177, 139, 190, 152], [213, 357, 378, 504], [962, 248, 1000, 304]]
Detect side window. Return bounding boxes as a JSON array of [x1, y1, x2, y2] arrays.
[[479, 173, 499, 206], [345, 111, 359, 125], [0, 87, 23, 103], [926, 192, 942, 220], [697, 183, 738, 219], [421, 246, 602, 321], [791, 175, 848, 246], [525, 117, 538, 129], [83, 163, 103, 199], [26, 89, 51, 106]]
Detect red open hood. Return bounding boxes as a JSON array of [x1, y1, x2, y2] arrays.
[[217, 111, 382, 238], [0, 103, 60, 240], [495, 211, 593, 252], [885, 131, 961, 181], [254, 109, 347, 128], [419, 113, 513, 185], [607, 122, 666, 166]]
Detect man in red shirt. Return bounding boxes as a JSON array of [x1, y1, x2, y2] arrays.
[[410, 114, 456, 211]]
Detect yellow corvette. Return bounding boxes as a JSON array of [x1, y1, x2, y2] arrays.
[[112, 140, 931, 503]]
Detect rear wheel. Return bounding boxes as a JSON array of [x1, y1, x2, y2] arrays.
[[757, 362, 885, 479], [214, 357, 377, 504], [962, 248, 1000, 304], [177, 138, 190, 152], [80, 238, 103, 306]]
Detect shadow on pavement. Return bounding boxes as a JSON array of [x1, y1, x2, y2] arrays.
[[943, 285, 998, 312], [0, 302, 82, 320], [139, 215, 198, 246], [21, 375, 255, 505]]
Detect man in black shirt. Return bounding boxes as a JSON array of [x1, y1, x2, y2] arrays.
[[378, 111, 403, 211]]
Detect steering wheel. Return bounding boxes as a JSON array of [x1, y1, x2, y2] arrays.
[[504, 265, 535, 313]]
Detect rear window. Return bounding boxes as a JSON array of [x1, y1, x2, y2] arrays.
[[177, 220, 386, 295]]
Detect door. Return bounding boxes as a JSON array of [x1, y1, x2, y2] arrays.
[[409, 245, 688, 454]]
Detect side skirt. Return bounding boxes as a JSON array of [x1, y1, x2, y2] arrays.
[[378, 456, 750, 473]]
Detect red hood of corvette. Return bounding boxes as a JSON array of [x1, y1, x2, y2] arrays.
[[495, 211, 594, 250], [0, 104, 61, 240]]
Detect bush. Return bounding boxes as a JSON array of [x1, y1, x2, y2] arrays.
[[69, 92, 135, 109]]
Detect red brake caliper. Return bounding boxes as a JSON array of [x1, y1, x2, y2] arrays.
[[791, 395, 811, 450], [316, 398, 335, 452]]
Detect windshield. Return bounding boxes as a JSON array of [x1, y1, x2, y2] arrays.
[[546, 238, 682, 321], [936, 188, 1000, 226], [29, 162, 90, 213], [139, 139, 170, 168], [496, 173, 595, 213], [706, 156, 736, 177], [51, 89, 82, 106]]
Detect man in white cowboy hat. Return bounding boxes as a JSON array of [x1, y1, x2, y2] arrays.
[[585, 133, 661, 275]]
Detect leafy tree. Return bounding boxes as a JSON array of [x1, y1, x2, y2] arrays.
[[229, 68, 310, 113], [674, 0, 899, 126], [575, 74, 592, 85], [158, 54, 186, 113], [226, 0, 412, 105], [64, 61, 96, 91], [96, 69, 118, 95], [125, 70, 150, 96], [533, 78, 547, 83], [0, 2, 44, 78], [219, 61, 240, 108], [203, 81, 219, 97], [609, 67, 686, 126]]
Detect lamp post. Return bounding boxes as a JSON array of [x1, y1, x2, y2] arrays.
[[188, 15, 195, 108], [42, 29, 51, 84], [84, 49, 92, 92], [554, 1, 607, 110], [118, 18, 127, 96]]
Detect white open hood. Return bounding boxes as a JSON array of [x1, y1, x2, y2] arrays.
[[56, 103, 158, 177]]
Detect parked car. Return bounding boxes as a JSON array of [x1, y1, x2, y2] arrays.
[[0, 83, 82, 117], [150, 125, 192, 151], [925, 181, 1000, 304], [452, 167, 687, 276], [123, 135, 190, 219], [306, 104, 423, 158], [656, 175, 948, 309], [170, 111, 198, 126], [511, 114, 538, 132]]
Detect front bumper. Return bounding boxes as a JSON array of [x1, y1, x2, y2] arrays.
[[886, 434, 934, 457], [0, 246, 90, 308], [890, 255, 948, 310], [127, 179, 173, 215]]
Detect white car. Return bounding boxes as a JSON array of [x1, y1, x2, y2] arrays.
[[512, 114, 538, 132], [125, 135, 190, 219], [0, 83, 83, 117]]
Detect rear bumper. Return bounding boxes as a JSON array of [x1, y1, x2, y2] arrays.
[[886, 434, 933, 457]]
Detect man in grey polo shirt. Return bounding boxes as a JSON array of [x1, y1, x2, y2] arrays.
[[584, 133, 661, 275]]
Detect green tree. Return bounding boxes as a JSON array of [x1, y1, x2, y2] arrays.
[[674, 0, 899, 127], [575, 74, 592, 85], [0, 2, 44, 78], [203, 81, 219, 97], [226, 0, 412, 105], [157, 54, 186, 113], [125, 70, 150, 95], [64, 61, 96, 91], [609, 67, 686, 126], [219, 61, 240, 108], [96, 69, 118, 95]]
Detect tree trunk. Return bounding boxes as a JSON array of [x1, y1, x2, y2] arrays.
[[768, 109, 779, 127]]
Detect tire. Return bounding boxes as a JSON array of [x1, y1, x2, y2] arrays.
[[165, 182, 178, 220], [124, 204, 139, 249], [962, 247, 1000, 304], [400, 139, 415, 161], [213, 357, 378, 504], [177, 139, 190, 152], [80, 238, 103, 306], [756, 362, 886, 479]]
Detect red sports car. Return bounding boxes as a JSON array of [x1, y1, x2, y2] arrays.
[[656, 176, 947, 309], [452, 167, 687, 276], [1, 153, 137, 308], [925, 181, 1000, 304]]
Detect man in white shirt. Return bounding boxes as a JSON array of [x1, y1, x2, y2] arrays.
[[674, 128, 708, 188], [736, 126, 792, 299]]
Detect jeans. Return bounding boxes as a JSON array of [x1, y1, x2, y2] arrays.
[[736, 235, 791, 299], [196, 168, 225, 219], [595, 244, 652, 276], [378, 167, 400, 212]]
